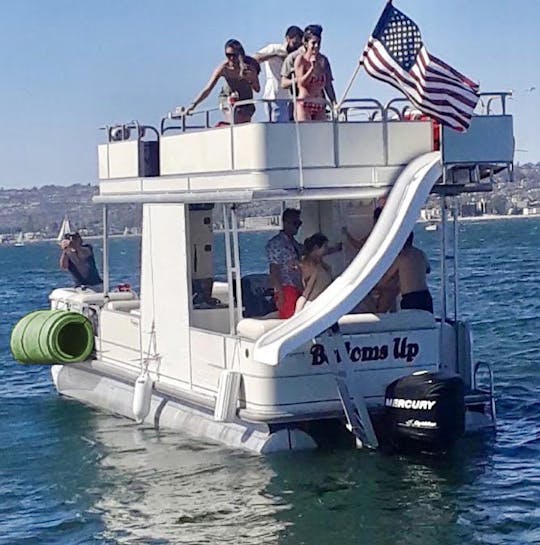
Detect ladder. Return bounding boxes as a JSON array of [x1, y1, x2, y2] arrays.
[[320, 325, 379, 449]]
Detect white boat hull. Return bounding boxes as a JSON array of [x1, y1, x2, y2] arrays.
[[51, 363, 317, 453]]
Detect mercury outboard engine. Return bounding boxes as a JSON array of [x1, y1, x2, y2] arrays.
[[385, 371, 465, 452]]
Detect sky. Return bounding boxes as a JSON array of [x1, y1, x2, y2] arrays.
[[0, 0, 538, 188]]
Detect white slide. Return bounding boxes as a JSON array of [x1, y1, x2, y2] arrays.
[[253, 151, 442, 366]]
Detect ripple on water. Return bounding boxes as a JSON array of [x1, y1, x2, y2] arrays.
[[0, 221, 539, 544]]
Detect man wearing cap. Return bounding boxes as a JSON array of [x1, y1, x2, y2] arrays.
[[60, 232, 103, 289]]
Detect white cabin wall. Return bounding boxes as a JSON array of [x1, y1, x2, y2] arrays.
[[140, 204, 191, 385], [300, 200, 377, 274]]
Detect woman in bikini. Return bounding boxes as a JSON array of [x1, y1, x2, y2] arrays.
[[295, 233, 333, 313], [293, 27, 335, 122], [187, 39, 261, 124]]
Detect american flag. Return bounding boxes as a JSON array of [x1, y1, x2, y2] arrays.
[[362, 2, 479, 132]]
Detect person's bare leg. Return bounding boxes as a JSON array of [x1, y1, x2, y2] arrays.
[[295, 102, 310, 122]]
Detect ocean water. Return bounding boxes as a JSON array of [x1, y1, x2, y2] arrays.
[[0, 218, 539, 545]]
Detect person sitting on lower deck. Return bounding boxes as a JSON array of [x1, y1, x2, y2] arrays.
[[295, 233, 333, 313], [380, 232, 433, 313]]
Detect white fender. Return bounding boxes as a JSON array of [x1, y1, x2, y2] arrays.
[[132, 372, 154, 423]]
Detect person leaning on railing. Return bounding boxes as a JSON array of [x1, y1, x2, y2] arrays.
[[185, 39, 260, 125]]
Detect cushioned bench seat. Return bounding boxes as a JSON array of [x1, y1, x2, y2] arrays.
[[104, 300, 141, 312], [236, 310, 436, 340]]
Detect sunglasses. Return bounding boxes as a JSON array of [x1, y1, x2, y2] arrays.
[[226, 51, 239, 59], [290, 220, 302, 227]]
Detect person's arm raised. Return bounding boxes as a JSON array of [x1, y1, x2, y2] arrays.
[[294, 54, 315, 87]]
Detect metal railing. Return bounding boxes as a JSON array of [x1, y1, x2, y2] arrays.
[[473, 361, 497, 426], [477, 91, 512, 115], [99, 91, 513, 183], [100, 120, 159, 143]]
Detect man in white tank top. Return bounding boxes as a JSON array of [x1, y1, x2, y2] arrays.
[[255, 26, 303, 122]]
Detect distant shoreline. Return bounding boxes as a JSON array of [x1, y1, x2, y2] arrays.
[[419, 213, 540, 224], [2, 214, 539, 246]]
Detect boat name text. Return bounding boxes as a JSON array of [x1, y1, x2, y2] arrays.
[[310, 337, 420, 366]]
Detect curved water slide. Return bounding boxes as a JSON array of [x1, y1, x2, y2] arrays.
[[253, 151, 443, 366]]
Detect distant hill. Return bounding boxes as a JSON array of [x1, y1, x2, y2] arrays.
[[0, 162, 538, 235], [0, 184, 140, 236]]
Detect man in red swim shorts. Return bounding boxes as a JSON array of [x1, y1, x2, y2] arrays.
[[266, 208, 304, 319]]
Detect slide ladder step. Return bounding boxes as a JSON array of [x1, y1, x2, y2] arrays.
[[322, 327, 379, 449]]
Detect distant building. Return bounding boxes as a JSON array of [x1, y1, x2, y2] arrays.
[[244, 216, 280, 230]]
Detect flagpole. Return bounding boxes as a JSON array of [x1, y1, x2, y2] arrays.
[[336, 0, 392, 112], [336, 60, 363, 112]]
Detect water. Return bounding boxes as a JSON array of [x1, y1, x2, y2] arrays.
[[1, 219, 539, 545]]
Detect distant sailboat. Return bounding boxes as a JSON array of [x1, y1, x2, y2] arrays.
[[57, 216, 72, 242], [14, 232, 24, 247], [123, 226, 130, 236]]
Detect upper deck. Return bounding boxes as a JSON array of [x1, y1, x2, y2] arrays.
[[96, 95, 514, 204]]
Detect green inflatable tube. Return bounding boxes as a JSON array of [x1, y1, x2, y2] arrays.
[[10, 310, 94, 365]]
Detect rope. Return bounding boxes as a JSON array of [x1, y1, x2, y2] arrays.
[[139, 206, 159, 374], [291, 74, 305, 190]]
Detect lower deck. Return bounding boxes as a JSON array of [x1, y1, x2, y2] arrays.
[[50, 286, 476, 423]]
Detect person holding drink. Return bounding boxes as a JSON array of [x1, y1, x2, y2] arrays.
[[293, 25, 336, 121]]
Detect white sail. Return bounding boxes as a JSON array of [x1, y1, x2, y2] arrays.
[[14, 232, 24, 246], [57, 216, 72, 241]]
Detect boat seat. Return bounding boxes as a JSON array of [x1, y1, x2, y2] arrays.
[[50, 288, 137, 306], [339, 310, 436, 334], [236, 309, 436, 340], [104, 300, 140, 312], [237, 319, 283, 339]]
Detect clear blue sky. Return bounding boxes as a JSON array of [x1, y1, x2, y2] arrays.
[[0, 0, 538, 188]]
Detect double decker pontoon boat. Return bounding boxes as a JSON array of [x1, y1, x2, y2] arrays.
[[43, 92, 513, 453]]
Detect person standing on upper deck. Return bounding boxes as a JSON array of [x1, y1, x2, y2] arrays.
[[291, 26, 336, 121], [255, 26, 303, 123], [266, 208, 304, 319], [186, 39, 260, 124]]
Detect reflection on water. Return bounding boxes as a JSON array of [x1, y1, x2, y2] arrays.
[[81, 413, 502, 545], [1, 219, 539, 544]]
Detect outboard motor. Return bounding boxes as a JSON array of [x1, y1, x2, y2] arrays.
[[385, 371, 465, 452]]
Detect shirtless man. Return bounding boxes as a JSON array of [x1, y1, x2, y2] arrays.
[[380, 233, 433, 313]]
